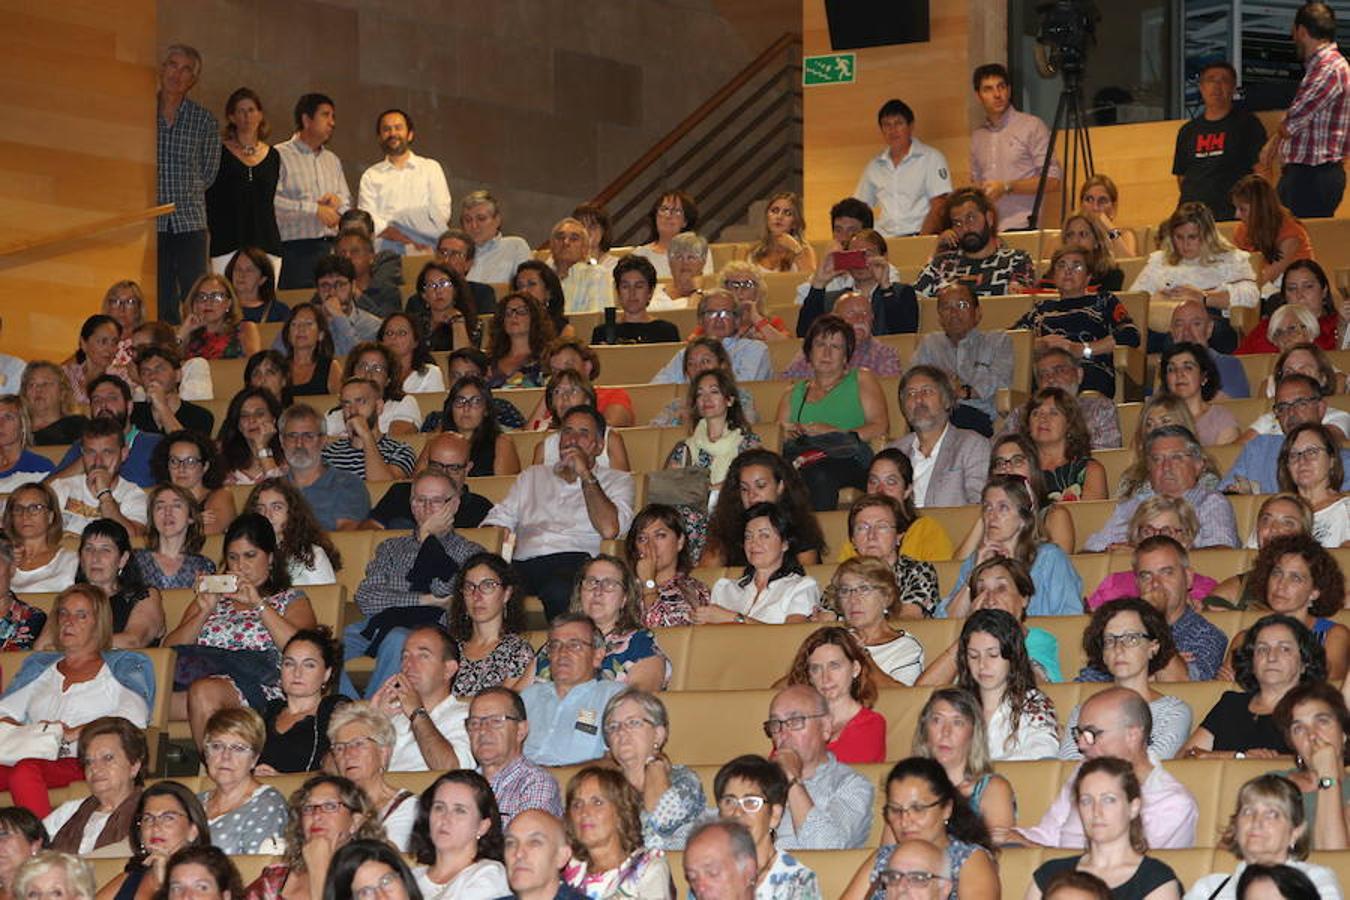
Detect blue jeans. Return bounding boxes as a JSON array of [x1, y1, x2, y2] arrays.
[[340, 619, 408, 699]]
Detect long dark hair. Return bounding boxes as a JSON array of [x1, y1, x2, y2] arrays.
[[217, 387, 284, 474], [321, 840, 423, 900], [448, 553, 526, 642], [221, 512, 290, 595], [883, 757, 994, 852], [736, 502, 805, 587], [378, 312, 437, 380], [245, 477, 342, 573], [513, 261, 568, 333], [154, 846, 244, 900], [485, 291, 555, 368], [443, 375, 503, 466], [956, 609, 1042, 756], [707, 448, 825, 566], [408, 770, 504, 866]]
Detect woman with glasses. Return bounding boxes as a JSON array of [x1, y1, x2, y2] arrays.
[[1221, 534, 1349, 681], [62, 315, 124, 406], [1182, 614, 1325, 759], [1275, 422, 1350, 549], [911, 689, 1017, 843], [840, 757, 997, 900], [324, 840, 423, 900], [652, 232, 710, 309], [94, 782, 211, 900], [1036, 210, 1123, 292], [244, 775, 385, 900], [633, 189, 709, 280], [99, 281, 146, 381], [281, 302, 343, 398], [408, 261, 476, 352], [705, 503, 822, 626], [829, 557, 926, 686], [432, 376, 520, 477], [1028, 757, 1182, 900], [528, 370, 630, 471], [218, 388, 286, 485], [537, 556, 669, 694], [1160, 341, 1240, 445], [325, 343, 421, 438], [2, 482, 76, 594], [512, 260, 572, 338], [21, 362, 87, 446], [177, 274, 261, 362], [957, 609, 1059, 761], [711, 755, 821, 899], [447, 553, 534, 697], [484, 293, 554, 391], [1273, 682, 1350, 853], [1086, 496, 1215, 609], [1014, 245, 1141, 398], [1061, 599, 1192, 761], [196, 708, 286, 854], [407, 771, 509, 900], [226, 248, 289, 324], [847, 450, 951, 562], [150, 430, 236, 536], [625, 505, 712, 629], [713, 262, 790, 341], [562, 766, 674, 898], [247, 477, 341, 587], [134, 484, 216, 591], [324, 703, 416, 851], [257, 629, 349, 775], [377, 313, 444, 395], [1020, 386, 1107, 501], [601, 688, 704, 851], [784, 627, 887, 764]]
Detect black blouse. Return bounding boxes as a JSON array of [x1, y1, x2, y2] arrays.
[[259, 694, 348, 773], [206, 146, 283, 257]]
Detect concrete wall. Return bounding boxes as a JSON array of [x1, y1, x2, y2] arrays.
[[159, 0, 800, 246]]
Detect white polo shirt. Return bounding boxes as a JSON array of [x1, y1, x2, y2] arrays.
[[854, 137, 953, 237]]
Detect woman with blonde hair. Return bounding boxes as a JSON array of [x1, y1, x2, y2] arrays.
[[912, 687, 1016, 840], [21, 362, 86, 446], [747, 191, 818, 274], [324, 703, 416, 851], [712, 261, 790, 340], [1038, 209, 1122, 291], [1080, 173, 1139, 257], [1086, 496, 1217, 608], [196, 707, 287, 855], [177, 273, 261, 361], [13, 853, 95, 900]]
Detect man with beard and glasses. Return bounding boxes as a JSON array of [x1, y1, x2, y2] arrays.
[[320, 377, 416, 481], [280, 403, 369, 530], [357, 109, 452, 257], [913, 187, 1035, 297], [48, 417, 148, 536], [47, 374, 162, 487]]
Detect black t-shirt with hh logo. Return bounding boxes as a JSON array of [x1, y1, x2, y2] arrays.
[[1172, 109, 1267, 220]]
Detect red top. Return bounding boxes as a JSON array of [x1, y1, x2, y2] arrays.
[[827, 705, 887, 764], [595, 386, 634, 415], [1234, 312, 1338, 354]]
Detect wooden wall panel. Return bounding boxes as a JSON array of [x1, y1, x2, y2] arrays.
[[0, 2, 157, 362]]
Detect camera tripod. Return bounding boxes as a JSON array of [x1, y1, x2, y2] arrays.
[[1030, 71, 1094, 228]]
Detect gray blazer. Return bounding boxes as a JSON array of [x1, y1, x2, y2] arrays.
[[889, 424, 991, 507]]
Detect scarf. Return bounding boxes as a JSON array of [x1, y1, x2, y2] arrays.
[[683, 419, 743, 485], [51, 787, 141, 853]]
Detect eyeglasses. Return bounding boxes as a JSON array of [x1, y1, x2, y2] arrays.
[[1053, 260, 1087, 273], [762, 713, 827, 737], [875, 869, 944, 889], [938, 300, 974, 313], [657, 205, 684, 216], [1273, 396, 1319, 416], [411, 495, 451, 508], [301, 800, 354, 818], [503, 306, 531, 318], [851, 522, 897, 538], [167, 456, 203, 469], [991, 454, 1028, 470], [195, 292, 230, 305], [716, 795, 766, 813], [603, 716, 654, 734], [316, 279, 350, 293], [1137, 524, 1185, 540], [581, 576, 624, 595], [137, 811, 187, 829], [203, 740, 252, 757], [882, 798, 945, 819], [465, 713, 521, 732], [951, 211, 985, 228], [10, 502, 49, 516], [425, 279, 453, 291], [353, 872, 402, 900], [902, 385, 939, 401], [436, 248, 468, 260], [462, 578, 503, 595], [1071, 724, 1110, 745], [452, 395, 485, 409], [546, 638, 594, 655], [355, 362, 387, 375], [1102, 631, 1152, 650], [834, 583, 882, 600], [107, 297, 140, 309], [703, 309, 736, 320], [330, 736, 378, 755], [1271, 325, 1309, 341], [723, 279, 756, 290], [427, 459, 468, 474], [1288, 445, 1328, 464]]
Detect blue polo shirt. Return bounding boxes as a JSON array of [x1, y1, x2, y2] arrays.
[[1220, 434, 1350, 495], [55, 428, 162, 488], [521, 678, 625, 766]]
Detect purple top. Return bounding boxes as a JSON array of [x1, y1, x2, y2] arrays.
[[970, 108, 1061, 230]]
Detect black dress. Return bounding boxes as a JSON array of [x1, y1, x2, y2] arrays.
[[1033, 856, 1179, 899], [259, 694, 348, 773], [290, 354, 334, 397], [1201, 690, 1291, 754], [206, 146, 283, 257], [32, 415, 88, 446]]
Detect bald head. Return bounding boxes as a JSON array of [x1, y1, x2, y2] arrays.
[[833, 292, 873, 342], [1077, 687, 1151, 761], [880, 840, 951, 898], [684, 820, 757, 900], [1169, 299, 1213, 346], [504, 809, 570, 898], [420, 431, 472, 488], [767, 684, 830, 764]]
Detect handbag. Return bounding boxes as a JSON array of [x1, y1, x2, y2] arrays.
[[0, 721, 62, 765], [782, 430, 873, 471], [646, 467, 711, 508]]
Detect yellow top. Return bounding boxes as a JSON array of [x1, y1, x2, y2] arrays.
[[837, 514, 954, 563]]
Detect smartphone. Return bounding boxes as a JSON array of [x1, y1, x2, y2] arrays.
[[199, 574, 239, 594], [833, 249, 867, 269]]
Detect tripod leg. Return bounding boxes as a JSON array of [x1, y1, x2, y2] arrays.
[[1031, 89, 1071, 229]]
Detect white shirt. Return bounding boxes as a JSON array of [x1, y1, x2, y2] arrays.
[[631, 243, 715, 280], [1248, 406, 1350, 436], [388, 693, 472, 773], [1128, 249, 1260, 315], [1186, 862, 1343, 900], [541, 431, 611, 468], [0, 662, 149, 729], [179, 357, 214, 401], [906, 424, 949, 509], [414, 861, 510, 900], [1313, 496, 1350, 548], [854, 138, 953, 237], [865, 635, 926, 686], [287, 544, 336, 586], [555, 261, 613, 313], [468, 234, 533, 285], [0, 354, 27, 395], [381, 791, 418, 852], [482, 464, 635, 560], [985, 692, 1058, 761], [43, 802, 111, 855], [49, 473, 147, 534], [325, 394, 422, 436], [403, 366, 446, 395], [710, 573, 820, 623], [10, 548, 79, 593], [358, 151, 453, 252]]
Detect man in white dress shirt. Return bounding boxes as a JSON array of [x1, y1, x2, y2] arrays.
[[357, 109, 452, 256], [462, 189, 533, 285], [274, 92, 351, 289], [370, 624, 470, 771]]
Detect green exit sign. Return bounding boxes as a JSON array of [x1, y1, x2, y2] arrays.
[[803, 52, 856, 86]]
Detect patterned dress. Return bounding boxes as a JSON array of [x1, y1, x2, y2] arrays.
[[642, 573, 712, 628], [453, 633, 537, 697], [133, 549, 215, 590], [536, 628, 671, 690], [195, 588, 305, 701]]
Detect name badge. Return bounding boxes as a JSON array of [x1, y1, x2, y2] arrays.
[[575, 707, 598, 735]]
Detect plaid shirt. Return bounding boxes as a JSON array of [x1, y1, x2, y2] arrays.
[[485, 753, 563, 824], [1283, 42, 1350, 165], [156, 97, 220, 233], [352, 531, 484, 617], [275, 135, 351, 241]]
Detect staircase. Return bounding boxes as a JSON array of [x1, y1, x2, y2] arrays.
[[590, 32, 803, 246]]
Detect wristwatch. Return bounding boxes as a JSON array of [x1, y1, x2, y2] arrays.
[[1319, 776, 1338, 790], [643, 578, 658, 592], [1081, 344, 1093, 360], [256, 449, 272, 459]]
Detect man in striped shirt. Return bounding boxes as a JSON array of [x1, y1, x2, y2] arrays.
[[1260, 2, 1350, 217], [275, 93, 351, 288], [320, 377, 415, 481]]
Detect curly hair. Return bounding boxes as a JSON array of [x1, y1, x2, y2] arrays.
[[342, 342, 405, 402], [279, 775, 385, 872], [1160, 340, 1223, 401], [956, 609, 1041, 756], [409, 770, 504, 866], [566, 554, 644, 634], [217, 387, 284, 475], [1277, 422, 1345, 497], [1081, 597, 1178, 676], [564, 766, 645, 862], [785, 626, 879, 707], [245, 477, 341, 573], [707, 448, 825, 566], [542, 335, 603, 382], [144, 483, 206, 555], [1247, 533, 1344, 617], [150, 429, 226, 490], [1023, 386, 1092, 461], [1231, 614, 1326, 693], [415, 260, 477, 323], [624, 504, 692, 575], [1074, 757, 1148, 854], [21, 361, 80, 417], [486, 292, 555, 369], [882, 757, 994, 852], [448, 552, 526, 642], [512, 262, 568, 334], [912, 688, 996, 780]]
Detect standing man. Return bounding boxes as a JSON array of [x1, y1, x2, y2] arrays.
[[1261, 2, 1350, 218], [462, 190, 534, 285], [911, 283, 1012, 437], [156, 44, 220, 323], [358, 108, 453, 256], [969, 63, 1060, 231], [275, 93, 350, 289], [1173, 62, 1267, 220], [855, 98, 952, 237]]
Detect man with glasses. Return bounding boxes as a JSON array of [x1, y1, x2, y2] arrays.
[[1173, 62, 1266, 221], [999, 346, 1122, 450], [520, 613, 624, 766], [483, 405, 634, 620], [470, 686, 562, 824], [890, 365, 989, 507], [1016, 687, 1198, 848], [370, 624, 470, 771], [280, 403, 369, 530], [335, 229, 403, 319], [129, 345, 213, 436], [1220, 373, 1350, 494], [913, 188, 1035, 297], [651, 289, 772, 386], [762, 684, 873, 849], [344, 467, 485, 698], [683, 820, 759, 900], [1085, 425, 1238, 551], [366, 432, 493, 530], [49, 375, 163, 488], [405, 229, 497, 317], [782, 292, 902, 379], [911, 283, 1011, 437], [548, 217, 611, 314], [870, 840, 953, 900], [311, 254, 381, 351]]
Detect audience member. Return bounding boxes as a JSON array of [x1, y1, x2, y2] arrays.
[[357, 108, 451, 255], [1222, 375, 1350, 494], [709, 756, 821, 897], [785, 626, 886, 764], [208, 85, 283, 276], [279, 301, 344, 395], [323, 703, 418, 849], [366, 432, 496, 530], [423, 376, 522, 482], [827, 556, 927, 686], [1211, 494, 1314, 607], [1274, 422, 1350, 548], [2, 482, 76, 595], [0, 808, 45, 899], [63, 315, 123, 407], [954, 609, 1059, 760], [326, 343, 421, 437], [1020, 386, 1107, 500], [1004, 345, 1124, 450], [131, 346, 215, 439], [150, 430, 234, 535], [955, 432, 1080, 556], [368, 626, 472, 773], [913, 188, 1035, 296], [1173, 61, 1267, 220], [855, 98, 952, 237], [177, 274, 262, 362], [714, 261, 792, 341], [51, 374, 162, 488], [1273, 682, 1350, 852], [468, 686, 563, 825], [254, 628, 347, 776], [782, 290, 903, 380], [21, 362, 86, 447], [407, 770, 510, 899], [634, 189, 710, 280], [1038, 209, 1124, 292], [461, 190, 533, 285], [624, 505, 711, 629], [0, 537, 45, 652], [527, 371, 631, 471], [591, 256, 679, 345], [1230, 174, 1315, 297], [799, 230, 917, 337], [501, 808, 587, 900], [912, 688, 1017, 840], [559, 765, 676, 896], [652, 231, 711, 309], [1085, 496, 1208, 606], [910, 283, 1011, 436], [1127, 535, 1230, 681], [651, 289, 772, 386], [891, 365, 990, 507], [276, 403, 369, 530], [485, 292, 554, 390], [274, 93, 349, 289], [247, 476, 340, 585], [704, 502, 822, 625], [321, 377, 415, 481], [44, 717, 147, 853], [969, 62, 1060, 230], [1154, 299, 1251, 396], [843, 494, 940, 616], [311, 253, 382, 350], [227, 248, 289, 324], [747, 190, 819, 272], [520, 614, 626, 766], [407, 260, 476, 351], [856, 449, 953, 560], [1161, 341, 1240, 444], [49, 418, 148, 537], [60, 519, 165, 650], [196, 707, 287, 854], [549, 218, 611, 314]]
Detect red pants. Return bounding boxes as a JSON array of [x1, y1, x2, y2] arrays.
[[0, 758, 85, 817]]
